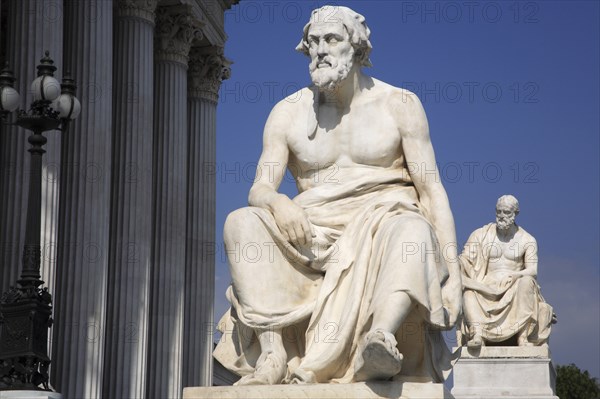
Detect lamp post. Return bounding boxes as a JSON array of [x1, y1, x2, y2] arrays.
[[0, 52, 80, 391]]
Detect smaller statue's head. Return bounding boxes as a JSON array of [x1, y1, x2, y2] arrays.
[[296, 6, 372, 90], [496, 195, 520, 230]]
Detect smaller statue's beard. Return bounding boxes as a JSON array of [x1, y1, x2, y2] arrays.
[[309, 56, 353, 91], [496, 216, 515, 230]]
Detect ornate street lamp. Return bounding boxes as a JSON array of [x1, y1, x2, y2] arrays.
[[0, 52, 80, 391]]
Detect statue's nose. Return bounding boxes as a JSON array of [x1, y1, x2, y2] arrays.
[[317, 41, 328, 57]]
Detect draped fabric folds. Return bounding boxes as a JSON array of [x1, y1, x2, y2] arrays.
[[214, 167, 455, 383], [459, 223, 554, 344]]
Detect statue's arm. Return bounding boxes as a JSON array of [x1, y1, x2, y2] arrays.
[[514, 235, 538, 278], [460, 227, 504, 296], [393, 90, 462, 325], [248, 102, 290, 210], [247, 102, 314, 247]]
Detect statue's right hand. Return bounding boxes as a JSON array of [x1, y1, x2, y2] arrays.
[[500, 274, 515, 289], [271, 196, 315, 248]]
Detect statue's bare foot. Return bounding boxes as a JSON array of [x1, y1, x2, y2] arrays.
[[354, 329, 403, 382], [517, 324, 534, 347], [467, 332, 484, 348], [235, 351, 286, 385], [287, 369, 316, 384]]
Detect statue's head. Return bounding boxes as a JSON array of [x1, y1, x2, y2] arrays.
[[496, 195, 520, 230], [296, 5, 372, 90]]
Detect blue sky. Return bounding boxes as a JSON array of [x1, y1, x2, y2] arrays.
[[215, 0, 600, 379]]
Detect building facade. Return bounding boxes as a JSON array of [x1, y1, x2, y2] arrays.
[[0, 0, 237, 397]]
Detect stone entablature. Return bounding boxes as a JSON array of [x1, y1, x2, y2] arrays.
[[115, 0, 159, 23]]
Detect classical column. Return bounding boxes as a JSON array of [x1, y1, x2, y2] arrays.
[[147, 5, 202, 398], [51, 1, 113, 398], [183, 46, 230, 388], [0, 0, 62, 309], [103, 1, 157, 398]]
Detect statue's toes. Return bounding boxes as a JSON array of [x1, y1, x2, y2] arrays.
[[467, 333, 483, 348], [287, 368, 316, 384]]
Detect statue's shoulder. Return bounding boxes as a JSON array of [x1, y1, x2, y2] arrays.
[[265, 87, 315, 138], [272, 86, 315, 115], [516, 225, 537, 244], [368, 79, 427, 134], [471, 223, 495, 239], [369, 77, 422, 108], [483, 222, 496, 230]]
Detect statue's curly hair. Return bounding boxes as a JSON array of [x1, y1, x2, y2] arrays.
[[296, 6, 373, 68], [497, 195, 520, 214]]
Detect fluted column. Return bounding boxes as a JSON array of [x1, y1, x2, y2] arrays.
[[147, 5, 202, 398], [0, 0, 63, 311], [103, 1, 157, 398], [184, 46, 230, 388], [51, 1, 113, 398]]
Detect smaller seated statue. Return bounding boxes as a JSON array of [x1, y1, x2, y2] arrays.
[[459, 195, 555, 348]]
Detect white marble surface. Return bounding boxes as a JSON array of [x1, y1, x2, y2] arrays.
[[452, 346, 558, 398], [184, 381, 452, 399], [459, 195, 554, 347], [457, 345, 551, 359], [214, 5, 461, 386], [0, 391, 62, 399]]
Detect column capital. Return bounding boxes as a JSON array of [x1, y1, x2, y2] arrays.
[[155, 5, 204, 66], [188, 46, 231, 103], [115, 0, 158, 23]]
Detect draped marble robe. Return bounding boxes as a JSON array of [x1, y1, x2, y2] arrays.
[[459, 223, 554, 344], [214, 166, 455, 383]]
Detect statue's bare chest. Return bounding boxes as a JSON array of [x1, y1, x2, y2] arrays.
[[489, 235, 526, 262], [288, 104, 401, 171]]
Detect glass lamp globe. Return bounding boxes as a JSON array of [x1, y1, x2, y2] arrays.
[[51, 93, 81, 120], [0, 86, 20, 112], [31, 75, 61, 102]]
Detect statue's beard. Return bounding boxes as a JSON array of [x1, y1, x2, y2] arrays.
[[309, 55, 354, 91], [496, 216, 515, 230]]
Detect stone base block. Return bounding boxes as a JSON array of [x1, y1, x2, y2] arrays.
[[0, 391, 62, 399], [184, 381, 452, 399], [451, 346, 558, 398]]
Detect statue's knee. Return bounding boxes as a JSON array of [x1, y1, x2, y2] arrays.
[[224, 208, 256, 241], [463, 290, 477, 304], [516, 275, 536, 294]]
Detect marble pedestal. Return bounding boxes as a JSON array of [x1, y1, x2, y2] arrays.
[[0, 392, 62, 399], [184, 381, 452, 399], [451, 346, 558, 399]]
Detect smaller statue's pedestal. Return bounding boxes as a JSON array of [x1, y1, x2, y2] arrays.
[[184, 380, 452, 398], [451, 346, 558, 399], [0, 392, 62, 399]]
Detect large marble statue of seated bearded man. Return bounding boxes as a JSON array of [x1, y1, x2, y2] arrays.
[[214, 5, 462, 385], [459, 195, 555, 348]]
